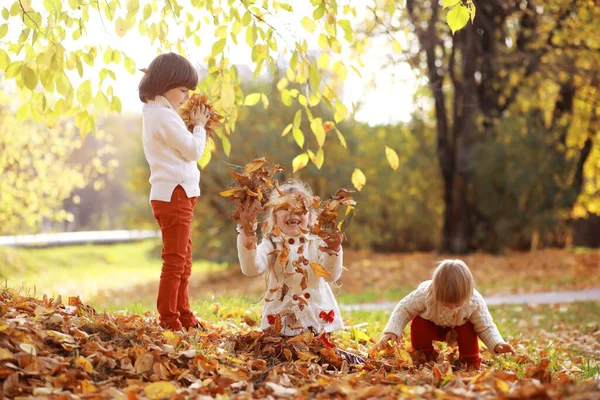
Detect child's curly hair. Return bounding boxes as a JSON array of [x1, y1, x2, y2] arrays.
[[262, 179, 316, 236]]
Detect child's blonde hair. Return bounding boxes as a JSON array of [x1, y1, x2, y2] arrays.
[[263, 179, 314, 236], [431, 259, 474, 304]]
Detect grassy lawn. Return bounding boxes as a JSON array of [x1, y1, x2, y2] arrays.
[[0, 240, 227, 306]]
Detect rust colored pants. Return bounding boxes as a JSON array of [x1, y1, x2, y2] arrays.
[[410, 315, 482, 367], [151, 186, 199, 331]]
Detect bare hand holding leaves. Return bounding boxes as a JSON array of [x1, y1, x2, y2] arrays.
[[179, 93, 224, 138]]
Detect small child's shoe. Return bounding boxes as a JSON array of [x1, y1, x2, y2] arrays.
[[190, 322, 205, 331]]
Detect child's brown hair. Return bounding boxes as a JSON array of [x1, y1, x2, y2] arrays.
[[431, 259, 474, 305], [138, 52, 198, 103]]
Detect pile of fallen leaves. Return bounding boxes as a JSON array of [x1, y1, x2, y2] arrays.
[[219, 157, 284, 241], [179, 93, 224, 138], [2, 290, 599, 399]]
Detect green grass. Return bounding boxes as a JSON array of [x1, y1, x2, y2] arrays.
[[336, 286, 413, 305], [0, 240, 227, 302]]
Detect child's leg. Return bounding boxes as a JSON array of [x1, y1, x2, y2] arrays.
[[410, 316, 448, 357], [177, 201, 199, 328], [454, 321, 481, 368], [151, 186, 195, 331]]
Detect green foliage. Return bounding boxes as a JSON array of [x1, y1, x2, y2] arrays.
[[0, 107, 88, 233]]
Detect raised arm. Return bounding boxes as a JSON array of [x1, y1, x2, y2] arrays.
[[237, 233, 272, 276], [158, 109, 207, 161]]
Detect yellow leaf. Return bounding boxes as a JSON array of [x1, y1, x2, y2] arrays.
[[292, 153, 309, 173], [221, 83, 235, 112], [332, 60, 347, 80], [244, 92, 261, 106], [19, 343, 36, 356], [352, 328, 370, 343], [301, 16, 317, 33], [317, 52, 330, 70], [244, 158, 266, 174], [80, 380, 96, 393], [21, 65, 37, 90], [442, 0, 461, 8], [220, 189, 237, 197], [162, 330, 181, 347], [394, 347, 412, 363], [310, 118, 326, 147], [335, 128, 347, 148], [75, 356, 94, 373], [446, 4, 470, 34], [385, 146, 400, 171], [144, 381, 177, 399], [281, 123, 292, 137], [212, 38, 226, 55], [315, 148, 324, 169], [494, 378, 510, 393], [310, 262, 332, 278], [0, 348, 13, 360], [351, 168, 366, 191], [318, 34, 329, 50], [293, 128, 304, 148], [334, 101, 347, 123], [293, 109, 302, 128], [115, 17, 127, 37], [297, 351, 319, 361]]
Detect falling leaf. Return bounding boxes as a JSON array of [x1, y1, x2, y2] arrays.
[[351, 168, 366, 191]]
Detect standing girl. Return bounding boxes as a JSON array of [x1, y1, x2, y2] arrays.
[[379, 259, 515, 369], [237, 180, 345, 336], [139, 52, 211, 331]]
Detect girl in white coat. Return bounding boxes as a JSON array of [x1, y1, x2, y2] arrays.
[[236, 180, 345, 336]]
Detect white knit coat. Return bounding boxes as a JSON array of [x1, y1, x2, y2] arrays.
[[237, 231, 344, 335], [141, 95, 207, 202], [384, 280, 506, 355]]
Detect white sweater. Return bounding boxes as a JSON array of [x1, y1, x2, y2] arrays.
[[142, 95, 207, 202], [384, 280, 506, 355], [237, 231, 344, 335]]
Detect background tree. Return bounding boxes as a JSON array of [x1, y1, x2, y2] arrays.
[[364, 0, 600, 252], [0, 105, 88, 233]]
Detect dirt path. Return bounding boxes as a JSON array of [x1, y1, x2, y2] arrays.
[[342, 288, 600, 311]]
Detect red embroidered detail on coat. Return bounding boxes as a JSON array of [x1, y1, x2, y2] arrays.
[[319, 310, 335, 323]]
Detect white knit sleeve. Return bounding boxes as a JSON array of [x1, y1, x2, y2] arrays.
[[158, 111, 206, 161], [237, 233, 272, 276], [383, 281, 430, 336], [469, 290, 505, 355], [318, 244, 343, 283]]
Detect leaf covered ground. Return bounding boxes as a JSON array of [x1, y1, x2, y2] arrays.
[[1, 290, 599, 399]]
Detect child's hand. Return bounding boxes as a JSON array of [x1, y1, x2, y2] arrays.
[[494, 343, 515, 354], [322, 231, 343, 253], [239, 197, 262, 230], [379, 333, 399, 348], [192, 104, 211, 127]]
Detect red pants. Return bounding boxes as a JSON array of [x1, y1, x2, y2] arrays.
[[151, 186, 199, 331], [410, 315, 481, 367]]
